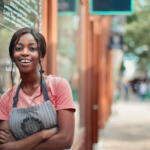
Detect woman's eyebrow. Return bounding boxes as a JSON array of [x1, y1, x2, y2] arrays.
[[29, 43, 37, 45], [17, 43, 23, 45]]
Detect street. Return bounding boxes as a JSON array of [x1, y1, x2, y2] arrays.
[[98, 94, 150, 150]]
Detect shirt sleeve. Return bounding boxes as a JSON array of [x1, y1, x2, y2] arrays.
[[56, 78, 76, 112], [0, 92, 10, 121]]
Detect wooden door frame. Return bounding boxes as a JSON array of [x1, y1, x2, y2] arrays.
[[42, 0, 57, 75]]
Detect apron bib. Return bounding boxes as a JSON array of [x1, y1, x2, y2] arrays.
[[9, 76, 58, 140]]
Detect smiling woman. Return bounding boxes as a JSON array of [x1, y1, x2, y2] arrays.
[[0, 28, 75, 150], [13, 34, 40, 75]]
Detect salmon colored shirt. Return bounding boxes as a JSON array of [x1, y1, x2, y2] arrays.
[[0, 75, 76, 121]]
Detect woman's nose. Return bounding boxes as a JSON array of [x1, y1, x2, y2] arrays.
[[22, 47, 29, 56]]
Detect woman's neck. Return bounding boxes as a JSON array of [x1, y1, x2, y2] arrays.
[[20, 71, 41, 89]]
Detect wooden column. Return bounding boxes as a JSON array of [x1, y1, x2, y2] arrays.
[[47, 0, 57, 75], [92, 16, 100, 143], [78, 0, 93, 150], [80, 3, 92, 150], [98, 16, 111, 129], [78, 1, 99, 149], [104, 17, 112, 121], [42, 0, 48, 75], [98, 18, 106, 129], [42, 0, 57, 75], [107, 50, 113, 118]]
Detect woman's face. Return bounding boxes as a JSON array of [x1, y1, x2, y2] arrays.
[[13, 33, 41, 74]]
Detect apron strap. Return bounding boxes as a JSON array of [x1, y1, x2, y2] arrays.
[[41, 76, 49, 101], [13, 76, 50, 107], [13, 82, 21, 107]]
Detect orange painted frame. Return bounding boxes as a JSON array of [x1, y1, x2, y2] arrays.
[[42, 0, 57, 75]]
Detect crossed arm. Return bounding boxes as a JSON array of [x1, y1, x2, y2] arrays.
[[0, 109, 75, 150]]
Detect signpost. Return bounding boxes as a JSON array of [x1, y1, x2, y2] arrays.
[[58, 0, 78, 15], [90, 0, 133, 15], [109, 35, 124, 50]]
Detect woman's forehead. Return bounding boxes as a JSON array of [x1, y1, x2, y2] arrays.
[[17, 33, 37, 44]]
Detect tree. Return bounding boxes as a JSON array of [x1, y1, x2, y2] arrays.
[[124, 0, 150, 74]]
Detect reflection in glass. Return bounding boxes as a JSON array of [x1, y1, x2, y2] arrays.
[[58, 0, 76, 12], [0, 0, 42, 94], [57, 15, 79, 101]]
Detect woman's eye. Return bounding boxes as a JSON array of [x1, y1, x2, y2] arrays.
[[30, 47, 36, 51], [16, 47, 22, 51]]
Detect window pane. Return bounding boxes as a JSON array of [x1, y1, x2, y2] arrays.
[[0, 0, 42, 94]]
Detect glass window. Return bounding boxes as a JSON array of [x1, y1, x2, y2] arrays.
[[0, 0, 42, 94]]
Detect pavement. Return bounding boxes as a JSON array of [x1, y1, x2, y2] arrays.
[[97, 94, 150, 150]]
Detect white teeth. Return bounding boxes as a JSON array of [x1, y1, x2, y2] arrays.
[[21, 60, 26, 63], [25, 60, 30, 63], [20, 60, 31, 63]]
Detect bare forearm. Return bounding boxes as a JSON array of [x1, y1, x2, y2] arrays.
[[0, 143, 14, 150], [16, 131, 44, 150], [32, 110, 75, 150], [0, 131, 43, 150], [32, 133, 73, 150], [0, 128, 58, 150], [0, 144, 6, 150]]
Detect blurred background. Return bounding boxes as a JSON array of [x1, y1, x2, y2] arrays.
[[0, 0, 150, 150]]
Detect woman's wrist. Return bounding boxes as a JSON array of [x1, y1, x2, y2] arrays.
[[41, 127, 58, 140], [0, 142, 18, 150], [16, 131, 44, 150]]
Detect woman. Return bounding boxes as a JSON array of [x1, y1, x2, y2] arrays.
[[0, 28, 75, 150]]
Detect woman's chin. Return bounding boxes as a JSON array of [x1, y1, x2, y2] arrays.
[[19, 68, 36, 74]]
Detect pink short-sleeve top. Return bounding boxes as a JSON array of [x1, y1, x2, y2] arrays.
[[0, 75, 76, 121]]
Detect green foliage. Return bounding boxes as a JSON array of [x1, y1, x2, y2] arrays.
[[124, 0, 150, 73], [120, 61, 126, 72]]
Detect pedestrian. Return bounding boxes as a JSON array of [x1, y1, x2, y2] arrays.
[[0, 28, 75, 150], [139, 80, 147, 101], [124, 82, 130, 100]]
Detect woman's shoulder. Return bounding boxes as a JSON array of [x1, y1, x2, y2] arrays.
[[44, 74, 66, 84], [0, 84, 18, 100], [44, 74, 70, 89]]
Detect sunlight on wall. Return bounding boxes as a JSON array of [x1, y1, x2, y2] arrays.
[[124, 60, 135, 77]]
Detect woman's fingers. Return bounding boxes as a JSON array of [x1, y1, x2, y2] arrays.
[[0, 133, 5, 144], [0, 130, 7, 142], [0, 128, 9, 143], [0, 128, 17, 143], [0, 139, 5, 144], [0, 127, 9, 134], [3, 128, 9, 134], [0, 134, 5, 139], [0, 130, 8, 136]]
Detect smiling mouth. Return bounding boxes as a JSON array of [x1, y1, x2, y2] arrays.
[[19, 60, 32, 63]]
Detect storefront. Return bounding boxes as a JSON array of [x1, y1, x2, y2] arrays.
[[0, 0, 42, 94], [0, 1, 113, 150]]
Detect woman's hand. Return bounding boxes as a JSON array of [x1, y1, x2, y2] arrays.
[[0, 127, 59, 150], [41, 127, 58, 140], [0, 127, 17, 144]]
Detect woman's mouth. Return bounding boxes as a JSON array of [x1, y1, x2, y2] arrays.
[[19, 59, 32, 64]]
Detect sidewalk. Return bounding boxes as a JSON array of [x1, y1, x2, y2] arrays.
[[98, 94, 150, 150]]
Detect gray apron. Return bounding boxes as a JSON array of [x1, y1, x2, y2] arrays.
[[9, 76, 58, 140]]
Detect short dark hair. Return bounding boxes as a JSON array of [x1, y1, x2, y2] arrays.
[[9, 27, 46, 60]]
